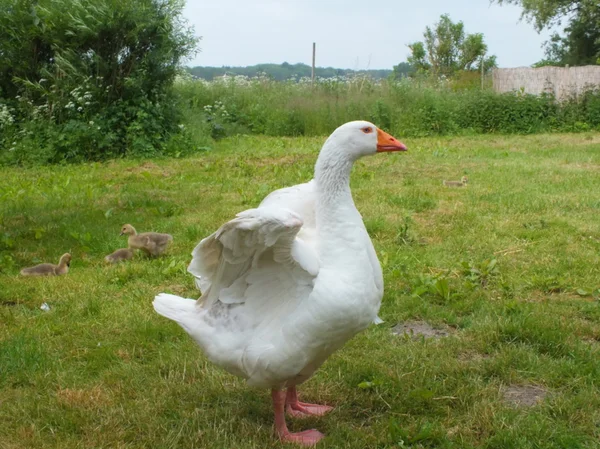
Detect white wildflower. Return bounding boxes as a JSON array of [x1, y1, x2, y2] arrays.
[[0, 104, 15, 127]]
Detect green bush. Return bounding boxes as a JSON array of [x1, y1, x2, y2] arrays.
[[173, 75, 600, 139], [0, 0, 201, 165]]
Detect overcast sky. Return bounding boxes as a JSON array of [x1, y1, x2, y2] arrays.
[[182, 0, 551, 69]]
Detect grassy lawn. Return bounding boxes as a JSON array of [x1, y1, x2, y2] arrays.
[[1, 132, 600, 448]]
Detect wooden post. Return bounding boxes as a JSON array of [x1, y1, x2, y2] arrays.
[[481, 54, 485, 90], [312, 42, 316, 84]]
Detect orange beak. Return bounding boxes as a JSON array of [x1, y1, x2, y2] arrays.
[[376, 128, 407, 152]]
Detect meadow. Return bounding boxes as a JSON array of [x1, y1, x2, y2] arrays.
[[1, 132, 600, 448]]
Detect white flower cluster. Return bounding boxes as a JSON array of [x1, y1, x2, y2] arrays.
[[65, 85, 94, 113], [216, 74, 252, 87], [0, 104, 14, 129], [188, 73, 390, 92], [174, 71, 195, 85], [31, 102, 49, 120], [203, 100, 229, 120]]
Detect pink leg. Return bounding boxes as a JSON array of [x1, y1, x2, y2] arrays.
[[286, 386, 334, 418], [272, 389, 324, 446]]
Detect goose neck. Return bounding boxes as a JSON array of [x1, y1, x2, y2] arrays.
[[314, 144, 358, 224]]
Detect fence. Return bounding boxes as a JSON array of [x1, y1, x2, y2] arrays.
[[493, 66, 600, 99]]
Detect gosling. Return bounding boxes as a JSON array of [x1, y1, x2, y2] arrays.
[[20, 253, 71, 276], [443, 176, 468, 187], [120, 224, 173, 257], [104, 248, 134, 264]]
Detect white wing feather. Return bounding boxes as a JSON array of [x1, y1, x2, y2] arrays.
[[259, 181, 316, 231], [188, 206, 319, 313]]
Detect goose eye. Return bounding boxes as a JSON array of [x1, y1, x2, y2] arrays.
[[361, 127, 373, 134]]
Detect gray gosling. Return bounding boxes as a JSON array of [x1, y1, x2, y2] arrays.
[[20, 253, 71, 276], [120, 224, 173, 257], [104, 248, 134, 264], [443, 176, 468, 187]]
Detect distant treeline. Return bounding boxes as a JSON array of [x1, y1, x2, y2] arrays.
[[187, 62, 412, 81]]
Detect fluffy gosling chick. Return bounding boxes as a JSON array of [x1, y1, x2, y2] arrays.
[[104, 248, 134, 264], [443, 176, 468, 187], [120, 224, 173, 257], [20, 253, 71, 276]]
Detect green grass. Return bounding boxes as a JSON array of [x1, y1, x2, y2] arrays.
[[1, 132, 600, 448]]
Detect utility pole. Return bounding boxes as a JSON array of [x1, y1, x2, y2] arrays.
[[312, 42, 316, 85], [481, 54, 485, 90]]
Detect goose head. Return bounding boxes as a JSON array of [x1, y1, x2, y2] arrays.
[[325, 120, 407, 160], [60, 253, 72, 267], [120, 224, 136, 236]]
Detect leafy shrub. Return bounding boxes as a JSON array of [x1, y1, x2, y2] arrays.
[[0, 0, 202, 165]]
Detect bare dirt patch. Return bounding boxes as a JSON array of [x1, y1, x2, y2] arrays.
[[502, 384, 547, 407], [392, 321, 451, 339]]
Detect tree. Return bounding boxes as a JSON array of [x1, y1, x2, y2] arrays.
[[392, 62, 413, 79], [407, 14, 497, 77], [0, 0, 198, 163], [493, 0, 600, 65], [188, 64, 394, 81]]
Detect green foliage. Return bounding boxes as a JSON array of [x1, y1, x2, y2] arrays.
[[408, 14, 497, 77], [0, 0, 200, 164], [0, 230, 16, 273], [461, 258, 499, 289], [544, 6, 600, 66], [407, 42, 431, 73], [494, 0, 599, 66], [188, 62, 393, 81], [392, 62, 414, 79], [174, 75, 600, 139], [411, 274, 453, 302], [389, 419, 441, 448]]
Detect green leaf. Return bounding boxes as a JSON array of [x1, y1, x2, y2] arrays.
[[357, 380, 382, 389], [434, 277, 450, 300], [408, 388, 435, 400]]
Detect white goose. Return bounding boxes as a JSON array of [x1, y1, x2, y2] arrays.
[[153, 121, 407, 445]]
